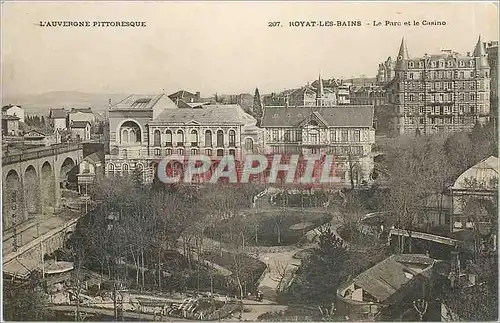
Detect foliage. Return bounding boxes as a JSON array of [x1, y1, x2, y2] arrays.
[[281, 227, 389, 306], [252, 88, 263, 126], [205, 210, 332, 246], [3, 271, 49, 321]]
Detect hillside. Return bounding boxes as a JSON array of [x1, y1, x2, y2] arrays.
[[2, 91, 129, 116]]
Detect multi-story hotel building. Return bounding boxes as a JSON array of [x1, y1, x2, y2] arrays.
[[386, 37, 491, 136], [261, 106, 375, 186], [486, 41, 498, 121], [105, 94, 263, 183]]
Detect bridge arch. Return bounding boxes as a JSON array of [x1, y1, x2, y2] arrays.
[[3, 170, 25, 229], [24, 165, 40, 216], [60, 157, 76, 189], [41, 161, 56, 214]]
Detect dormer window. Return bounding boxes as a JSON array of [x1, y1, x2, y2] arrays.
[[408, 61, 414, 68], [459, 60, 465, 67], [419, 61, 424, 68], [469, 60, 475, 67], [447, 60, 453, 67], [431, 61, 437, 68]]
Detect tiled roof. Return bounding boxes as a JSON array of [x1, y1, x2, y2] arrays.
[[24, 130, 47, 138], [70, 107, 93, 114], [2, 114, 20, 120], [2, 105, 22, 111], [71, 121, 90, 128], [111, 94, 177, 110], [150, 104, 256, 126], [261, 106, 374, 128], [353, 254, 434, 303], [50, 108, 67, 119], [168, 90, 197, 100]]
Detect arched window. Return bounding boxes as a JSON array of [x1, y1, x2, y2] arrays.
[[177, 148, 184, 155], [228, 130, 236, 147], [205, 149, 212, 156], [205, 130, 212, 147], [154, 148, 161, 155], [165, 130, 172, 146], [136, 163, 143, 173], [166, 148, 172, 155], [122, 129, 129, 143], [190, 130, 198, 145], [229, 149, 236, 156], [244, 138, 254, 151], [108, 163, 115, 171], [154, 129, 161, 146], [217, 149, 224, 156], [123, 163, 129, 172], [216, 130, 224, 147], [129, 129, 136, 143], [177, 130, 184, 146], [191, 148, 198, 155]]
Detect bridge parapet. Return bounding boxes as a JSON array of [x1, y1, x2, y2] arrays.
[[2, 143, 83, 165]]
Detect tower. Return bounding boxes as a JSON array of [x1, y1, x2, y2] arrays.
[[394, 37, 410, 135], [316, 73, 325, 106]]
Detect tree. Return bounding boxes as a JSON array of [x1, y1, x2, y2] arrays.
[[383, 135, 449, 253], [3, 270, 49, 321], [253, 88, 263, 126]]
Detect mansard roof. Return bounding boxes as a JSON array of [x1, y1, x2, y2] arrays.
[[261, 106, 374, 128], [150, 104, 256, 126]]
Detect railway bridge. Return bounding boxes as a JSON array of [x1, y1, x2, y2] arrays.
[[2, 143, 84, 230]]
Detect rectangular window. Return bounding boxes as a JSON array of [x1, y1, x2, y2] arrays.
[[284, 130, 291, 142], [272, 129, 279, 141], [341, 130, 348, 142], [330, 130, 337, 142], [295, 130, 302, 142], [310, 133, 318, 144], [353, 130, 360, 142]]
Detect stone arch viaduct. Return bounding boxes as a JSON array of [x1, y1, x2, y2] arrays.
[[2, 143, 84, 230]]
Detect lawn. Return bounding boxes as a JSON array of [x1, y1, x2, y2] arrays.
[[205, 210, 332, 246]]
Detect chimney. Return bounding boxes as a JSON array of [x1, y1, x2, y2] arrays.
[[196, 91, 201, 101]]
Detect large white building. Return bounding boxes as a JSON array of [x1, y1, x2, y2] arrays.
[[105, 94, 263, 183], [2, 105, 24, 123]]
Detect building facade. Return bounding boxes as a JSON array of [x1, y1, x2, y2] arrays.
[[68, 108, 96, 125], [386, 37, 491, 136], [485, 41, 498, 122], [105, 94, 263, 183], [261, 106, 376, 186], [2, 115, 20, 136], [49, 108, 68, 130], [2, 105, 24, 123], [77, 152, 104, 194], [70, 121, 91, 141], [376, 57, 396, 86]]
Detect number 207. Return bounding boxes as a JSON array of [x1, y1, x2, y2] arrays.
[[268, 21, 281, 27]]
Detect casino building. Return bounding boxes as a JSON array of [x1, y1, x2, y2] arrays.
[[105, 94, 263, 183], [260, 105, 376, 186]]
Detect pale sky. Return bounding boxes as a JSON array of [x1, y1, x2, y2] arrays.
[[1, 1, 498, 97]]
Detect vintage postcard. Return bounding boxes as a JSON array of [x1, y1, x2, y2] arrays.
[[1, 1, 498, 321]]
